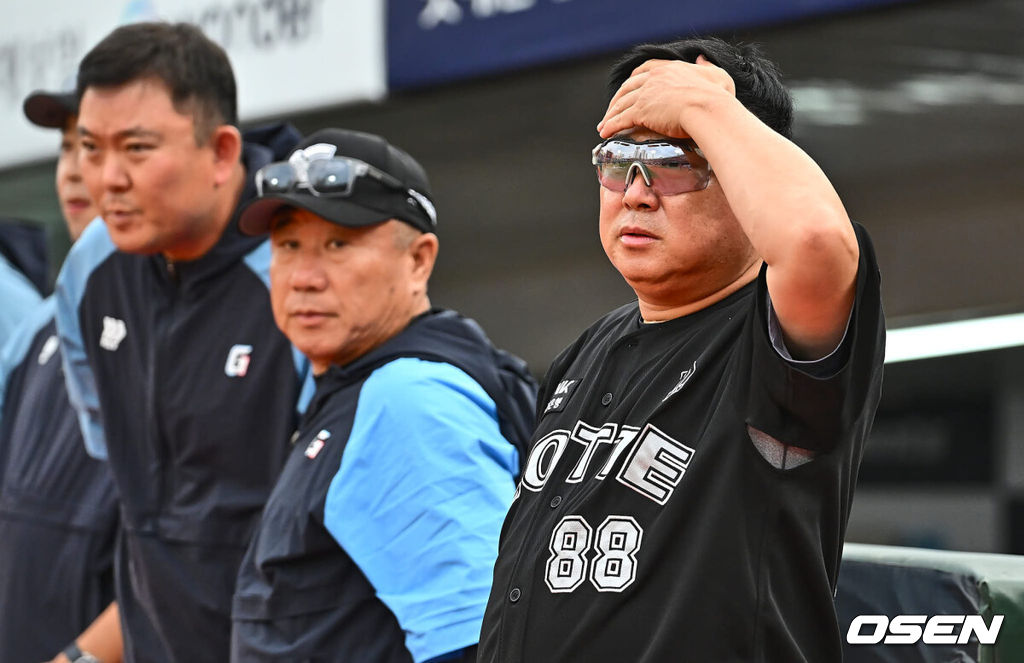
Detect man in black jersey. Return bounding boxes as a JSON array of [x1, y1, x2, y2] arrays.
[[479, 37, 885, 663]]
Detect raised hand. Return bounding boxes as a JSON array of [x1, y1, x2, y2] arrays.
[[597, 55, 736, 139]]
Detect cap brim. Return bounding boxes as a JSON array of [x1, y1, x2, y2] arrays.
[[23, 90, 77, 129], [238, 192, 396, 236]]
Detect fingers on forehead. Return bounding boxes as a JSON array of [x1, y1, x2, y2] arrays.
[[631, 58, 668, 75]]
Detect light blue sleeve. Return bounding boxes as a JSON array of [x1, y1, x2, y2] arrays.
[[0, 298, 55, 435], [0, 254, 43, 347], [324, 357, 520, 663], [242, 240, 315, 414], [54, 219, 116, 460]]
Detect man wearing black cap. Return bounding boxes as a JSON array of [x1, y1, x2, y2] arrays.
[[54, 22, 311, 663], [0, 88, 122, 663], [229, 128, 537, 663], [21, 90, 98, 240]]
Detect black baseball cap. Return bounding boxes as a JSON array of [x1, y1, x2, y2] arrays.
[[23, 89, 78, 129], [239, 128, 437, 236]]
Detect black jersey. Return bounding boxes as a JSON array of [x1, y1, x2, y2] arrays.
[[480, 223, 885, 663]]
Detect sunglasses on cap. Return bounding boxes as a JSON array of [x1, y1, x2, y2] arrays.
[[255, 156, 437, 226], [591, 137, 712, 196]]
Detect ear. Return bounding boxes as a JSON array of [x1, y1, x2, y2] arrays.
[[408, 231, 439, 291], [209, 124, 243, 187]]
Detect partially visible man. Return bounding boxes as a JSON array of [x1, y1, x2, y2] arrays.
[[0, 87, 122, 663], [480, 37, 885, 663], [55, 23, 310, 663], [0, 252, 42, 347], [229, 128, 537, 663]]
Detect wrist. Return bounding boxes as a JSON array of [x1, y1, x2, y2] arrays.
[[62, 642, 100, 663]]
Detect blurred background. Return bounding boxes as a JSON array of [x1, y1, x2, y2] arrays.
[[1, 0, 1022, 553]]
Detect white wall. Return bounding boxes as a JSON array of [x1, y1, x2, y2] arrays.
[[1, 0, 386, 167]]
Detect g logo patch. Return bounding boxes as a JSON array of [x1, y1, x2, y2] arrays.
[[225, 344, 253, 377]]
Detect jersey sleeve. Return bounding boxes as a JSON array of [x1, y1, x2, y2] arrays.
[[745, 222, 885, 453], [323, 357, 520, 663], [54, 219, 116, 460]]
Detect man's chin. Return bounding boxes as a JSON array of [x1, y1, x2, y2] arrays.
[[107, 229, 161, 256], [612, 261, 665, 290], [617, 270, 682, 305]]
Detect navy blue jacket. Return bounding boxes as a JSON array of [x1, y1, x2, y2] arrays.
[[0, 299, 117, 662], [55, 124, 313, 663], [0, 218, 50, 295], [231, 309, 536, 663]]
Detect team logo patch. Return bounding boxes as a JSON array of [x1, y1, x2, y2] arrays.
[[543, 379, 579, 415], [662, 361, 697, 402], [37, 335, 59, 365], [304, 429, 331, 459], [99, 316, 127, 351], [224, 344, 254, 377]]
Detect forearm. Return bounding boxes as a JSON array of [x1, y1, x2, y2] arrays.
[[682, 92, 856, 274], [688, 94, 859, 356]]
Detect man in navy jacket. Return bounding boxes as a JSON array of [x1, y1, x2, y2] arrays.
[[55, 23, 311, 662], [229, 128, 537, 662]]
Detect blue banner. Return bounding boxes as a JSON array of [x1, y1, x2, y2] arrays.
[[388, 0, 917, 89]]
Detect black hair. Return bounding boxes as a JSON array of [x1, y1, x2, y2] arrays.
[[608, 36, 793, 139], [76, 22, 237, 143]]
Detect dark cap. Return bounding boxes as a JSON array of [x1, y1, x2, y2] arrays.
[[23, 89, 78, 129], [239, 128, 437, 236]]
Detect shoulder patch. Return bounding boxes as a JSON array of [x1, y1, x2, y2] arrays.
[[304, 429, 332, 459]]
